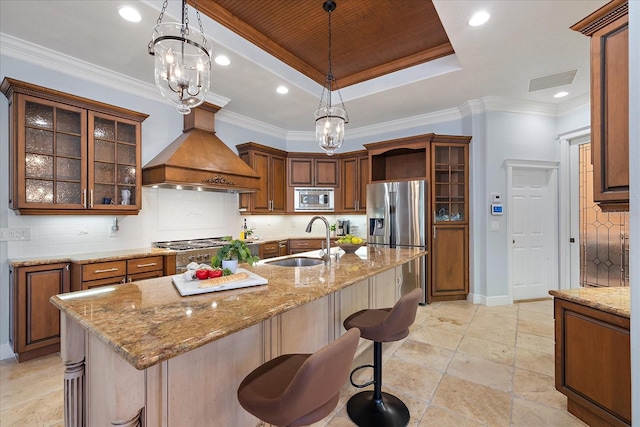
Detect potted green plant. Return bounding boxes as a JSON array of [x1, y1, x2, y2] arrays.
[[212, 238, 259, 273]]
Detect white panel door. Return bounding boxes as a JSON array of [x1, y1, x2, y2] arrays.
[[511, 168, 556, 301]]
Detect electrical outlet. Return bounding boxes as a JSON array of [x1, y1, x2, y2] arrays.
[[0, 227, 32, 241]]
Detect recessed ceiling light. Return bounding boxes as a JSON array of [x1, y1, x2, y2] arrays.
[[468, 11, 490, 27], [554, 91, 569, 98], [118, 6, 141, 23], [276, 86, 289, 94], [215, 55, 230, 66]]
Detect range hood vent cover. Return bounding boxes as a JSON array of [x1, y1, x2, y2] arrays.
[[142, 104, 260, 193]]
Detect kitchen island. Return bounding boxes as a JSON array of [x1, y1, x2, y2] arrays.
[[550, 287, 631, 427], [50, 246, 426, 427]]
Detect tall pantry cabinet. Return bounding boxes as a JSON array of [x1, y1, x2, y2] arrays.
[[430, 139, 469, 301]]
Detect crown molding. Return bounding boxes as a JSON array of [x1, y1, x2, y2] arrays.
[[556, 92, 590, 115], [458, 99, 486, 117], [215, 109, 288, 139], [347, 107, 462, 140], [0, 33, 230, 108], [480, 96, 559, 116]]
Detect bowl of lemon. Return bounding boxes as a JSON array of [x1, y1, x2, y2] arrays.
[[336, 235, 366, 253]]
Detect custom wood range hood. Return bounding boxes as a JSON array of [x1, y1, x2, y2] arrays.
[[142, 103, 260, 193]]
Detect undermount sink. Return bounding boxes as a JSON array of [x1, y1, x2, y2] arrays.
[[265, 257, 324, 267]]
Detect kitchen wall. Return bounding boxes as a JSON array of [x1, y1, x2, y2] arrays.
[[0, 39, 594, 360]]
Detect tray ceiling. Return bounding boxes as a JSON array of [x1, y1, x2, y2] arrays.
[[192, 0, 454, 87]]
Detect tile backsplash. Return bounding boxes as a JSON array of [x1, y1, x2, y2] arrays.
[[6, 187, 367, 259]]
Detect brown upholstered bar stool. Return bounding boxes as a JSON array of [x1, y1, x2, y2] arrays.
[[237, 328, 360, 427], [343, 288, 422, 427]]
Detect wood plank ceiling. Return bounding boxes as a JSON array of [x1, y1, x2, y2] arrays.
[[192, 0, 454, 88]]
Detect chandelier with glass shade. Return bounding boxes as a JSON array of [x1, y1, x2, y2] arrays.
[[148, 0, 211, 115], [315, 0, 349, 156]]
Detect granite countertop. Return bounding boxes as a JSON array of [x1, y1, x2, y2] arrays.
[[8, 247, 174, 267], [50, 246, 426, 370], [549, 287, 630, 318], [7, 236, 343, 267]]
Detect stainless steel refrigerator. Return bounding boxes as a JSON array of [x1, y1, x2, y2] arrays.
[[367, 179, 427, 304]]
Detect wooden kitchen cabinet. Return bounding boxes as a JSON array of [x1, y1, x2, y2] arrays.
[[571, 0, 629, 211], [364, 133, 471, 302], [9, 262, 70, 362], [553, 297, 631, 426], [430, 224, 468, 299], [126, 256, 164, 282], [287, 155, 339, 187], [237, 142, 287, 213], [261, 240, 288, 259], [278, 240, 288, 257], [1, 78, 147, 215], [429, 138, 470, 302], [288, 238, 337, 255], [365, 135, 429, 182], [73, 256, 164, 290], [259, 241, 279, 259], [340, 151, 368, 213]]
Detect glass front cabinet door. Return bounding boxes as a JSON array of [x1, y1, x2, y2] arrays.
[[2, 78, 147, 215], [19, 96, 87, 209], [89, 112, 141, 212], [432, 143, 468, 224]]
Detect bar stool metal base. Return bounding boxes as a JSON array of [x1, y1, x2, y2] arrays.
[[346, 390, 410, 427]]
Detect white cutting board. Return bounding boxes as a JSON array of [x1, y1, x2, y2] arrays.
[[172, 268, 268, 296]]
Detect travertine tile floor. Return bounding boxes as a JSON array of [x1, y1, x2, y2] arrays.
[[0, 299, 587, 426]]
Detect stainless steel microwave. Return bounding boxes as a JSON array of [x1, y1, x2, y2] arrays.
[[294, 188, 334, 212]]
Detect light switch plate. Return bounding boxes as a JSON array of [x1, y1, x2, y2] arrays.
[[491, 221, 500, 231]]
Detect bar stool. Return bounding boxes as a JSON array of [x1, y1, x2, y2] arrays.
[[237, 328, 360, 427], [343, 288, 423, 427]]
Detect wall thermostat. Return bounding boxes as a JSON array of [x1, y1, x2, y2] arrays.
[[491, 204, 503, 215]]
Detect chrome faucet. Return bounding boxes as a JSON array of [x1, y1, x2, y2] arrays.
[[305, 215, 332, 264]]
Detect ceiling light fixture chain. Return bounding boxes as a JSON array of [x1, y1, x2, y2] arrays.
[[156, 0, 168, 26], [314, 0, 349, 157], [149, 0, 212, 115]]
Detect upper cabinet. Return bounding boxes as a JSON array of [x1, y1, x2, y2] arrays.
[[1, 78, 147, 215], [572, 0, 629, 211], [365, 135, 428, 182], [237, 142, 287, 213], [288, 155, 339, 187], [340, 151, 369, 213], [432, 139, 469, 224]]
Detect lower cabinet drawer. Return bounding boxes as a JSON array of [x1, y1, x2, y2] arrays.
[[288, 239, 322, 251], [84, 276, 126, 289], [82, 260, 127, 282], [127, 256, 163, 275], [288, 239, 337, 255], [260, 242, 279, 259], [128, 270, 163, 282]]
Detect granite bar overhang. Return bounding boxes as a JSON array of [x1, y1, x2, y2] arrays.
[[50, 246, 426, 370]]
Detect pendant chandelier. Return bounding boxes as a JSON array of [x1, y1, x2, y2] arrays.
[[148, 0, 211, 115], [315, 0, 349, 156]]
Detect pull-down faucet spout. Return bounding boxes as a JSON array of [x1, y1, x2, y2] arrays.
[[305, 216, 332, 264]]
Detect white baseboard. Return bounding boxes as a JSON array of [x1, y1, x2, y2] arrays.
[[0, 342, 15, 361], [468, 293, 511, 307]]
